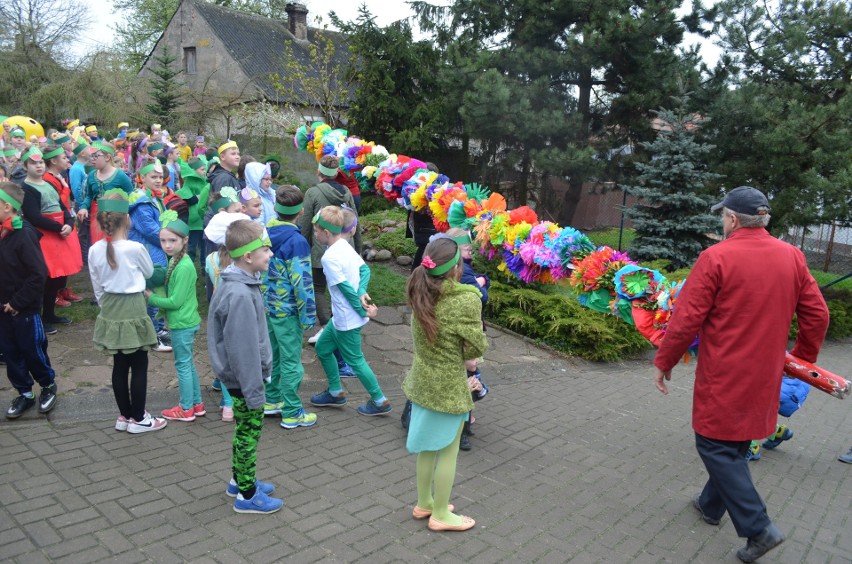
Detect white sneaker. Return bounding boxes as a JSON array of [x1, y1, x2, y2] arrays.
[[127, 413, 168, 434], [153, 339, 173, 353], [115, 416, 128, 431], [308, 326, 324, 345]]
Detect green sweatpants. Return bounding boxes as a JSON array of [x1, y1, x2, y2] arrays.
[[265, 315, 305, 418], [232, 397, 264, 496], [315, 321, 384, 401]]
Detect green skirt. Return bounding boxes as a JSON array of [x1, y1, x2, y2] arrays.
[[93, 292, 157, 355]]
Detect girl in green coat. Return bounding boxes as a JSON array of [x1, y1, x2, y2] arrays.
[[402, 238, 488, 532], [145, 211, 203, 422]]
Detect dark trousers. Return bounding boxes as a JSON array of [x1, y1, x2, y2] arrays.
[[695, 432, 771, 538], [112, 350, 148, 421], [312, 267, 331, 326], [188, 230, 203, 266], [78, 217, 90, 266], [43, 276, 66, 320], [0, 312, 55, 394]]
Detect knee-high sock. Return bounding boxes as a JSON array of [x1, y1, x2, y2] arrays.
[[431, 422, 464, 521]]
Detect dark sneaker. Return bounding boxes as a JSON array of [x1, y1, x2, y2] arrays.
[[43, 315, 72, 325], [44, 325, 58, 336], [838, 447, 852, 464], [357, 399, 392, 416], [762, 425, 793, 450], [692, 493, 721, 525], [736, 523, 785, 562], [459, 432, 472, 451], [6, 395, 35, 419], [38, 383, 57, 413], [338, 361, 356, 378], [401, 399, 412, 430], [310, 390, 347, 407]]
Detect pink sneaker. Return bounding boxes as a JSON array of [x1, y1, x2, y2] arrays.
[[221, 406, 234, 422], [161, 405, 196, 421], [193, 403, 206, 417], [115, 416, 128, 431]]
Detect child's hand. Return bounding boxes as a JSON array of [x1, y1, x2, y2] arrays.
[[60, 225, 72, 237], [360, 293, 373, 310], [476, 276, 487, 287], [468, 376, 483, 393], [143, 289, 152, 299], [365, 304, 379, 318]]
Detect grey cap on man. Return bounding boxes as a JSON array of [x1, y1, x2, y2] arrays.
[[710, 186, 771, 215]]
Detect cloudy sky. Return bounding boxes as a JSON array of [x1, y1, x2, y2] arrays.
[[79, 0, 720, 63]]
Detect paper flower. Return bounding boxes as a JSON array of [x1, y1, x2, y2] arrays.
[[160, 209, 178, 227], [421, 256, 436, 269]]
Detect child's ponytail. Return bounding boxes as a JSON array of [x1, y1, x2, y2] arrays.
[[97, 191, 130, 270], [405, 238, 461, 344]]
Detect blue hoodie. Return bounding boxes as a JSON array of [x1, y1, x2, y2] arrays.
[[128, 191, 167, 266], [262, 219, 316, 329], [460, 258, 489, 306]]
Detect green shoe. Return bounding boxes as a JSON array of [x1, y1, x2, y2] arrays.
[[263, 402, 284, 416], [280, 409, 318, 429]]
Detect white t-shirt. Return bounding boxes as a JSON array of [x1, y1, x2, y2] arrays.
[[88, 239, 154, 304], [322, 239, 368, 332]]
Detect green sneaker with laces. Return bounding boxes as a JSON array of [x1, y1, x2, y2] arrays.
[[280, 409, 318, 429], [263, 402, 284, 416]]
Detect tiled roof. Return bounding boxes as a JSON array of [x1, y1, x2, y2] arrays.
[[191, 0, 351, 103]]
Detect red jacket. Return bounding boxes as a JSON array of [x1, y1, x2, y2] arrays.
[[654, 228, 829, 441]]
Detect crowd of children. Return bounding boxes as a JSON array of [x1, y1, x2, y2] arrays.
[[0, 119, 493, 524]]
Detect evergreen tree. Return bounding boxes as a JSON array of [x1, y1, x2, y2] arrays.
[[145, 46, 183, 125], [623, 96, 720, 270]]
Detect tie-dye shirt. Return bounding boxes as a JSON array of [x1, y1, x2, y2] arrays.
[[261, 219, 316, 329]]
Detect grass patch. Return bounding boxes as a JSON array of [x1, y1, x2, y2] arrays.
[[367, 264, 408, 306], [810, 270, 852, 291], [587, 227, 635, 250]]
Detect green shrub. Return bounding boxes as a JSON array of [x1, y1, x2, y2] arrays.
[[359, 193, 398, 216], [485, 281, 652, 361], [374, 229, 417, 257]]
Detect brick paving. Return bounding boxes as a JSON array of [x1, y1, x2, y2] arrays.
[[1, 301, 851, 563]]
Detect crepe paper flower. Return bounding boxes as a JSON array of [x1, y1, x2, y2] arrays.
[[220, 187, 238, 203], [294, 125, 309, 151], [239, 187, 259, 203], [482, 192, 507, 213], [421, 256, 436, 269], [569, 246, 637, 292], [159, 210, 178, 228], [508, 206, 538, 226], [464, 182, 490, 203], [613, 265, 666, 301]]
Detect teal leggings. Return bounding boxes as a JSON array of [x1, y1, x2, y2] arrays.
[[315, 321, 384, 401], [171, 325, 201, 410]]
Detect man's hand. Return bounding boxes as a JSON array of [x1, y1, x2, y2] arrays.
[[3, 302, 19, 316], [654, 367, 672, 395]]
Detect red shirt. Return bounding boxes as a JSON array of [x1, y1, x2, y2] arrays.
[[654, 228, 829, 441], [336, 170, 360, 197]]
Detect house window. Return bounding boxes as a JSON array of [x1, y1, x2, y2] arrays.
[[184, 47, 197, 74]]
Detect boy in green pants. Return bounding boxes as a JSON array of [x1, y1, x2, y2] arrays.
[[262, 185, 318, 428], [207, 219, 281, 514]]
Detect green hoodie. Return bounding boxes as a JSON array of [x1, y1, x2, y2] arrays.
[[179, 159, 210, 231], [147, 255, 202, 329]]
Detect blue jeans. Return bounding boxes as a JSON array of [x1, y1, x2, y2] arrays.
[[171, 325, 201, 409], [147, 304, 164, 333]]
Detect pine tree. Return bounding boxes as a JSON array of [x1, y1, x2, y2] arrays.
[[146, 46, 183, 125], [623, 96, 720, 270]]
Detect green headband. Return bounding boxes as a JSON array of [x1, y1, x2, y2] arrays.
[[275, 202, 303, 215], [3, 148, 17, 157], [98, 198, 129, 214], [92, 141, 114, 155], [9, 129, 25, 138], [312, 211, 342, 234], [54, 134, 72, 144], [21, 146, 43, 162], [148, 142, 163, 152], [72, 141, 90, 156], [139, 163, 160, 176], [43, 147, 64, 160], [0, 190, 22, 211], [425, 247, 461, 277], [229, 236, 271, 258], [211, 196, 235, 212], [318, 163, 338, 177], [452, 233, 472, 246]]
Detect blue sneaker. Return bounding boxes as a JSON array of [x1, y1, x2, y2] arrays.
[[233, 489, 283, 514], [226, 479, 276, 498], [211, 378, 222, 392], [357, 399, 392, 416], [338, 361, 356, 378], [310, 390, 347, 407], [746, 441, 761, 462], [762, 425, 793, 450]]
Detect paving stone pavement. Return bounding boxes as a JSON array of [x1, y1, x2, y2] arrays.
[[1, 303, 851, 563]]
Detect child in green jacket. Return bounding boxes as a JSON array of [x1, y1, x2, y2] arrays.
[[145, 211, 203, 422], [402, 237, 487, 532]]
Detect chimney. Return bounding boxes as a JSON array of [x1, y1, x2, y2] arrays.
[[285, 3, 309, 41]]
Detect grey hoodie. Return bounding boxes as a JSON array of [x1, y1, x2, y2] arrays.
[[206, 264, 272, 409], [300, 181, 362, 266]]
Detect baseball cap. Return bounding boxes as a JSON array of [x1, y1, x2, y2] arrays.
[[710, 186, 771, 215]]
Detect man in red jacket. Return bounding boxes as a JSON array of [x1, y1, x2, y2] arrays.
[[653, 186, 829, 563]]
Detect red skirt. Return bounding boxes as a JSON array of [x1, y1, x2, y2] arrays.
[[90, 200, 105, 243], [38, 212, 83, 278]]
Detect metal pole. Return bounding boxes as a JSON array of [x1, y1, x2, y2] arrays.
[[618, 186, 627, 251]]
